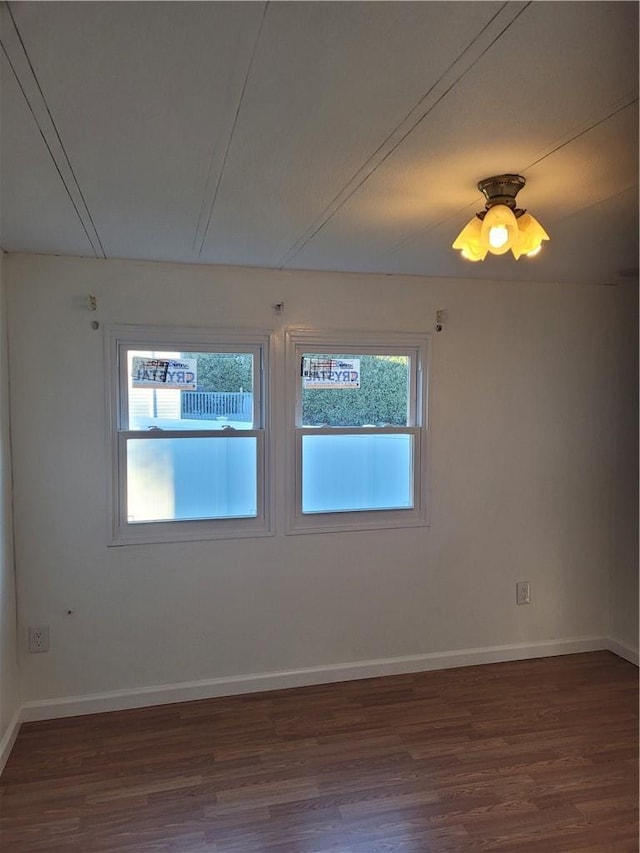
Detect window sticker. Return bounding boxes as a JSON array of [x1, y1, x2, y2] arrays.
[[302, 357, 360, 389], [131, 357, 198, 390]]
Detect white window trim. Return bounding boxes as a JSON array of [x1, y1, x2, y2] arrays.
[[285, 329, 430, 535], [106, 324, 274, 545]]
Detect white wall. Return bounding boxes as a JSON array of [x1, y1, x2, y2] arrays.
[[6, 253, 621, 705], [610, 282, 639, 654], [0, 250, 19, 749]]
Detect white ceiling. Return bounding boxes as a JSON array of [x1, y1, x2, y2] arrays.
[[1, 1, 638, 285]]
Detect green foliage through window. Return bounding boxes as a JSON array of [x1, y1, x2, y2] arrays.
[[183, 353, 253, 393], [302, 355, 408, 427]]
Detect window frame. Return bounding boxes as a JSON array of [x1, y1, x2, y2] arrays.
[[107, 325, 273, 545], [285, 329, 430, 535]]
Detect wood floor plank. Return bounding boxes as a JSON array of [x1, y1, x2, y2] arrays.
[[1, 651, 637, 852]]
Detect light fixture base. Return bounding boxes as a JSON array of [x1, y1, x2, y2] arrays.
[[477, 174, 526, 210]]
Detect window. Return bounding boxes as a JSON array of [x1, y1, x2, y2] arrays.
[[108, 326, 272, 544], [286, 331, 429, 533]]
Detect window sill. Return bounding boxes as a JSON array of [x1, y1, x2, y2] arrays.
[[285, 509, 429, 536], [109, 520, 274, 546]]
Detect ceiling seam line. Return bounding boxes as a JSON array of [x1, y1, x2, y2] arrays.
[[274, 0, 513, 269], [552, 182, 638, 226], [277, 0, 532, 269], [194, 1, 269, 260], [5, 2, 106, 257], [522, 97, 639, 172], [282, 0, 534, 266], [3, 3, 106, 258], [384, 201, 480, 260], [0, 41, 101, 259], [272, 1, 512, 269], [384, 97, 640, 260]]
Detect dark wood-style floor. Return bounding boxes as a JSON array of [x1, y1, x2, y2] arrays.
[[1, 651, 638, 852]]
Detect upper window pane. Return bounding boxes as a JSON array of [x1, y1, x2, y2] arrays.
[[127, 350, 254, 431], [301, 353, 409, 427]]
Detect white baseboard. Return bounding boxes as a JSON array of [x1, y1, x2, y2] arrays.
[[0, 708, 22, 776], [19, 635, 608, 724], [607, 636, 639, 666]]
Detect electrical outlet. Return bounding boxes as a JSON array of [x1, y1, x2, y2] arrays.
[[516, 581, 531, 605], [28, 625, 50, 653]]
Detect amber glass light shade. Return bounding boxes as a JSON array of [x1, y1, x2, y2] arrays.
[[452, 175, 550, 262], [453, 207, 550, 261], [480, 205, 519, 256], [516, 212, 550, 258], [451, 216, 486, 261]]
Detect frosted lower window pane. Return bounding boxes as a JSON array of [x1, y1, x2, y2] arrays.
[[302, 434, 413, 513], [127, 437, 257, 522]]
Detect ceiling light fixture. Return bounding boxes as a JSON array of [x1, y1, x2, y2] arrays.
[[452, 174, 549, 262]]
